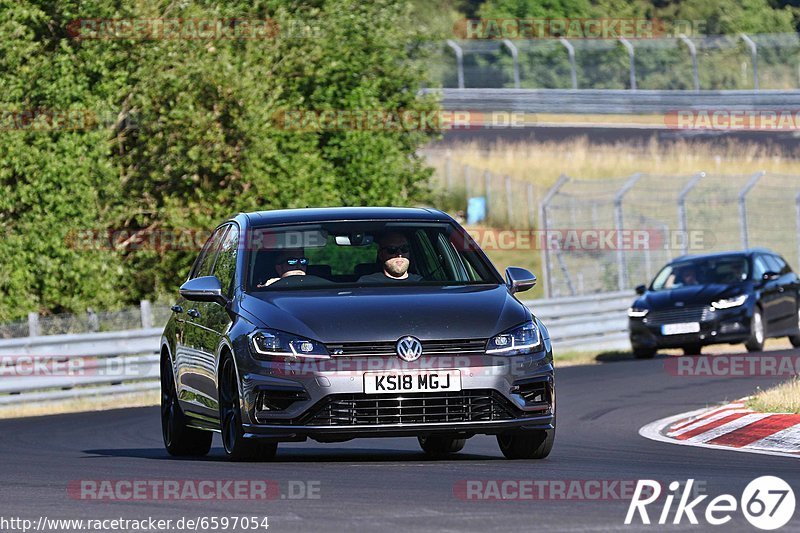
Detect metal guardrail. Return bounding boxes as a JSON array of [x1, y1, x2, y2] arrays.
[[0, 292, 633, 406], [424, 88, 800, 114]]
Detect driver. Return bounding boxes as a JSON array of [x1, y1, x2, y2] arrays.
[[258, 249, 307, 287], [358, 232, 422, 283]]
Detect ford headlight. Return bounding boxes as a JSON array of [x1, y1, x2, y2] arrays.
[[486, 320, 541, 355], [627, 307, 649, 318], [249, 329, 330, 360], [711, 294, 748, 310]]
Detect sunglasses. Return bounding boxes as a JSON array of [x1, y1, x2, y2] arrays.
[[281, 257, 308, 266], [381, 245, 410, 255]]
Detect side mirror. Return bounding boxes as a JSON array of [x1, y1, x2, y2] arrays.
[[505, 267, 537, 295], [762, 271, 780, 282], [635, 284, 647, 295], [179, 276, 228, 306]]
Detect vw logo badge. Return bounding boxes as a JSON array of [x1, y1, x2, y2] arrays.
[[396, 336, 423, 362]]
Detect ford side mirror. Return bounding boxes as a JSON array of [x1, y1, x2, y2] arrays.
[[635, 284, 647, 295], [762, 271, 780, 282], [505, 267, 537, 295], [179, 276, 228, 306]]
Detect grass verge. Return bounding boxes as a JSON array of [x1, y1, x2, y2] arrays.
[[747, 377, 800, 414], [0, 389, 159, 420]]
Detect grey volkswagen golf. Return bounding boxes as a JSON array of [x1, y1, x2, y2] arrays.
[[161, 207, 555, 461]]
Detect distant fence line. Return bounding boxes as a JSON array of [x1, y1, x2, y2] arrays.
[[428, 33, 800, 91], [425, 153, 800, 299], [1, 301, 171, 339]]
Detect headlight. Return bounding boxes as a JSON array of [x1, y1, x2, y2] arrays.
[[628, 307, 649, 318], [486, 320, 541, 355], [249, 329, 330, 360], [711, 294, 748, 310]]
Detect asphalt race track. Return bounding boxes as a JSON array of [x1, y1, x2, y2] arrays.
[[1, 354, 798, 532]]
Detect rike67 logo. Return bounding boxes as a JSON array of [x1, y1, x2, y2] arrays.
[[626, 477, 795, 530]]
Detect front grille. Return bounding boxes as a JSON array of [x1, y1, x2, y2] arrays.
[[646, 305, 711, 325], [299, 389, 520, 426], [326, 338, 487, 357]]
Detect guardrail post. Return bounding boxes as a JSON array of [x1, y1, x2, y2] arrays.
[[739, 34, 759, 90], [619, 37, 637, 91], [678, 34, 700, 91], [539, 175, 570, 298], [677, 172, 705, 255], [505, 175, 514, 224], [738, 171, 765, 249], [446, 39, 465, 89], [526, 183, 536, 229], [484, 170, 492, 220], [502, 39, 520, 89], [140, 300, 153, 329], [27, 312, 39, 337], [614, 173, 644, 291], [464, 165, 471, 202], [558, 38, 578, 89]]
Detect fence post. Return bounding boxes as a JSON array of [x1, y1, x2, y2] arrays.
[[614, 172, 644, 291], [27, 312, 39, 337], [619, 37, 637, 91], [738, 171, 765, 249], [559, 38, 578, 89], [464, 165, 471, 203], [526, 183, 536, 229], [483, 170, 492, 220], [678, 34, 700, 91], [446, 40, 465, 89], [502, 39, 520, 89], [677, 172, 705, 255], [739, 34, 759, 90], [539, 175, 570, 298], [444, 151, 452, 192], [140, 300, 153, 329], [505, 175, 514, 225]]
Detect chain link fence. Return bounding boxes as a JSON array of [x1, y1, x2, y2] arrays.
[[431, 33, 800, 90], [0, 301, 171, 339]]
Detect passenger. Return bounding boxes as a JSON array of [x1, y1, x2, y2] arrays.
[[358, 232, 422, 282], [258, 249, 307, 287], [679, 267, 698, 286]]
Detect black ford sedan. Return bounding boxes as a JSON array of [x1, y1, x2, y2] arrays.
[[628, 248, 800, 358]]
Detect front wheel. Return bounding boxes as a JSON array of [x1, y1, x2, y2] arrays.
[[632, 346, 656, 359], [745, 308, 765, 352], [219, 356, 277, 462], [682, 343, 702, 356], [161, 356, 212, 457], [418, 435, 466, 457], [496, 429, 554, 460]]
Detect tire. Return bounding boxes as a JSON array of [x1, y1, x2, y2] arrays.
[[788, 308, 800, 347], [745, 308, 765, 353], [632, 347, 656, 359], [219, 355, 277, 462], [161, 355, 212, 457], [682, 344, 702, 356], [496, 429, 554, 460], [418, 435, 466, 457]]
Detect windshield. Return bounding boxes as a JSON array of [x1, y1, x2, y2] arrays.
[[650, 256, 750, 291], [245, 220, 502, 291]]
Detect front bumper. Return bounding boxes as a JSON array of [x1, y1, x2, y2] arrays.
[[629, 306, 751, 349], [238, 348, 555, 442]]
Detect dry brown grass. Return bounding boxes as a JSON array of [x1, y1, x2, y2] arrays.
[[0, 389, 159, 420], [747, 377, 800, 414], [435, 137, 800, 188]]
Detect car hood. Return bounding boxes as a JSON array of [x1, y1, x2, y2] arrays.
[[636, 284, 747, 308], [239, 284, 530, 343]]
